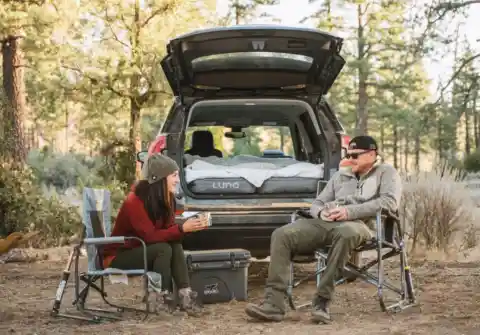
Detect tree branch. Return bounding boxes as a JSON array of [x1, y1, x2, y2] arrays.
[[434, 53, 480, 104], [102, 8, 131, 50], [13, 64, 34, 69], [435, 0, 480, 11], [61, 64, 131, 98], [141, 2, 176, 28]]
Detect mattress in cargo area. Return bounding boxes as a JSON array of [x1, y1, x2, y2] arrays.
[[187, 177, 321, 194], [188, 178, 256, 194], [258, 177, 320, 194]]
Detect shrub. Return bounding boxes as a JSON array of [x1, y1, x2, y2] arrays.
[[27, 147, 136, 195], [26, 148, 105, 192], [400, 167, 478, 255], [463, 150, 480, 172], [0, 162, 81, 247]]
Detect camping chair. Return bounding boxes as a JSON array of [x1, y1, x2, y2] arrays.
[[287, 208, 416, 313], [51, 188, 167, 323]]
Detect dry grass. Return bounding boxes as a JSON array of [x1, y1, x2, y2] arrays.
[[400, 168, 480, 257]]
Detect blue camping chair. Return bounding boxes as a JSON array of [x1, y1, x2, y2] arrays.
[[51, 188, 168, 323]]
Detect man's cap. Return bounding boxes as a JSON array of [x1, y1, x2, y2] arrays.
[[348, 135, 378, 151], [141, 153, 179, 184]]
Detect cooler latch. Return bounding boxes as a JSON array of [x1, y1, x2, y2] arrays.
[[229, 252, 240, 270]]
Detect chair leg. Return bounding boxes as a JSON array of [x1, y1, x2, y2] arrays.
[[287, 263, 296, 310], [287, 253, 329, 311], [376, 244, 417, 313], [51, 248, 100, 322], [315, 251, 325, 288], [400, 244, 416, 307]]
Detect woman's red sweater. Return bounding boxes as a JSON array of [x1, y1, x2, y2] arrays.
[[102, 191, 184, 268]]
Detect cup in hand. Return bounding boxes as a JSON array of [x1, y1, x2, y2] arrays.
[[197, 212, 212, 227], [323, 202, 338, 216]]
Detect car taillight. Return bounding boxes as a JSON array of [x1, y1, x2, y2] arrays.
[[341, 135, 351, 148], [148, 134, 167, 155]]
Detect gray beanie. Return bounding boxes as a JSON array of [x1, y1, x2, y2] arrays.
[[141, 153, 179, 184]]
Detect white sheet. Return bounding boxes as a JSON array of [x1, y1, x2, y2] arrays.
[[184, 154, 324, 188]]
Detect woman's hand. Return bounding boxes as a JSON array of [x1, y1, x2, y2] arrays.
[[182, 216, 209, 233]]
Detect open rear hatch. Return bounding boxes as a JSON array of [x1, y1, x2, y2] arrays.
[[161, 25, 345, 102]]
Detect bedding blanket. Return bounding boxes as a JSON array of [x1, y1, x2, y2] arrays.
[[184, 154, 324, 188]]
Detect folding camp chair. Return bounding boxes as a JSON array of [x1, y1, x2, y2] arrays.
[[51, 188, 170, 323], [287, 208, 416, 313]]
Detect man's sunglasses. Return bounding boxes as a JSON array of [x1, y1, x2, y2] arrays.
[[345, 150, 374, 159]]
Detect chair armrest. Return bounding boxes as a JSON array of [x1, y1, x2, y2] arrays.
[[84, 237, 126, 245], [379, 209, 400, 222], [84, 236, 148, 274], [376, 209, 401, 243]]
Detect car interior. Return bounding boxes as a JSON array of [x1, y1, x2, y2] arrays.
[[180, 99, 328, 197]]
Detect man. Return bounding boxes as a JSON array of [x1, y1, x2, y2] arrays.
[[245, 135, 402, 324]]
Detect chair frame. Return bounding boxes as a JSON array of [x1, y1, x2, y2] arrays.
[[287, 208, 417, 314], [51, 188, 159, 323]]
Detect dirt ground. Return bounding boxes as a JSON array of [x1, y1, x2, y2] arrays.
[[1, 249, 480, 335]]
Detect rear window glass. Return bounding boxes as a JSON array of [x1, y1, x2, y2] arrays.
[[184, 125, 295, 158], [191, 52, 313, 72]]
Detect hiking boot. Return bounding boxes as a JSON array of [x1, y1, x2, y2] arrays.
[[311, 296, 332, 324], [178, 288, 203, 317], [245, 288, 286, 322], [147, 289, 176, 314], [245, 301, 285, 322]]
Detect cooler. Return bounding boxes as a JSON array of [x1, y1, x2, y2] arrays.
[[184, 248, 251, 304]]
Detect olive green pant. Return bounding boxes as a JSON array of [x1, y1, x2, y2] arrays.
[[266, 218, 372, 307], [109, 242, 190, 291]]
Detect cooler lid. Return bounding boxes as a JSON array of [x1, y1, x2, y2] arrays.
[[184, 249, 251, 263]]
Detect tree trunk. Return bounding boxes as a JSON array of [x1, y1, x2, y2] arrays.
[[129, 97, 142, 179], [380, 122, 385, 153], [473, 89, 479, 149], [354, 4, 368, 136], [1, 36, 27, 163], [404, 134, 409, 173], [234, 0, 241, 25], [393, 123, 398, 169], [414, 133, 420, 171], [130, 0, 142, 180], [465, 101, 471, 154], [279, 128, 285, 152], [437, 120, 443, 160]]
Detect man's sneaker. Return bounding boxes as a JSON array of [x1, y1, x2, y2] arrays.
[[245, 302, 285, 322], [311, 296, 332, 324]]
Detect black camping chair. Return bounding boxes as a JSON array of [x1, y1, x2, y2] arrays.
[[287, 208, 417, 313]]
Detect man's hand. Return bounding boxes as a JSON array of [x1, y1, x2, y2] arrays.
[[326, 207, 348, 221]]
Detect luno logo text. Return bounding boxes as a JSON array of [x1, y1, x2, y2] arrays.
[[212, 182, 240, 189]]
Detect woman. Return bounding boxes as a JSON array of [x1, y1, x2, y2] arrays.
[[102, 153, 209, 312]]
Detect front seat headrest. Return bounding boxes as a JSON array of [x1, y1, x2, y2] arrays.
[[191, 130, 214, 149]]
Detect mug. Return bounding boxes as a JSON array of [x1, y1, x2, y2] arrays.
[[196, 212, 212, 227], [204, 212, 212, 227]]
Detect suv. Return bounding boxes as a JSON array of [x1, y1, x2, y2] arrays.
[[138, 25, 347, 259]]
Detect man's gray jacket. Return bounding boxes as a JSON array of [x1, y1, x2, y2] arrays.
[[310, 160, 402, 230]]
